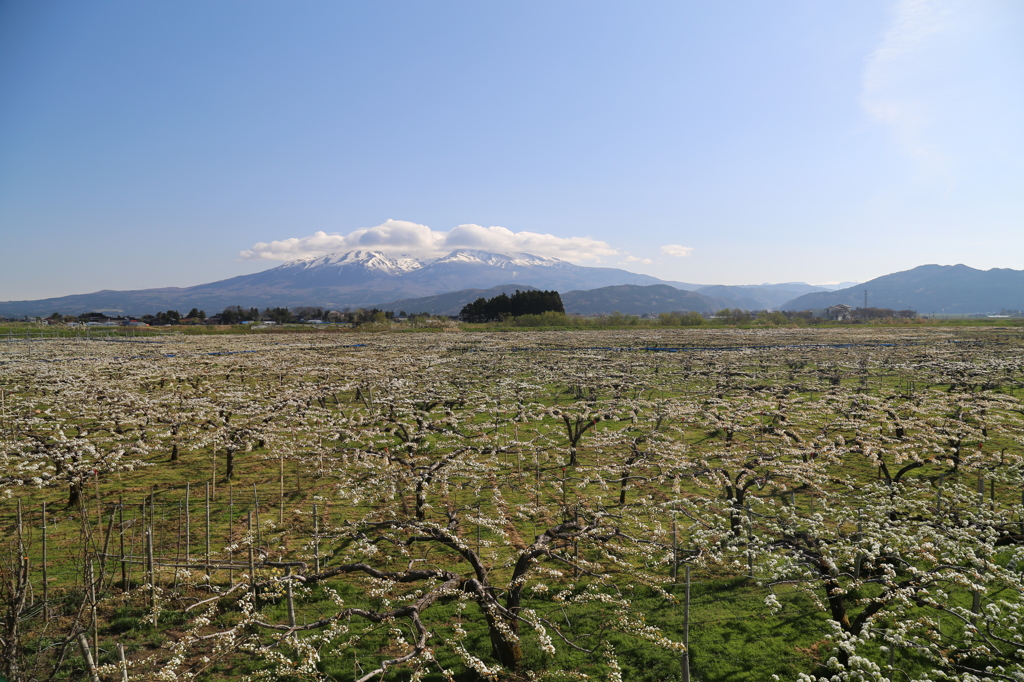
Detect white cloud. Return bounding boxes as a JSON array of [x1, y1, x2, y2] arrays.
[[861, 0, 954, 165], [660, 244, 694, 258], [239, 219, 621, 263], [621, 256, 653, 265]]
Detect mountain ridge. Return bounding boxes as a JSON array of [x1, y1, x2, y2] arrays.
[[781, 264, 1024, 313], [372, 283, 727, 317], [5, 252, 1013, 319], [0, 249, 702, 317]]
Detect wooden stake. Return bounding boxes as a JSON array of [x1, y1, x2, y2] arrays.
[[681, 564, 691, 682], [286, 566, 296, 627], [746, 503, 754, 578], [854, 522, 863, 580], [313, 503, 320, 573], [174, 501, 182, 591], [205, 482, 211, 581], [118, 499, 126, 591], [253, 483, 262, 551], [672, 514, 678, 583], [536, 460, 541, 507], [248, 511, 256, 599], [42, 501, 49, 620], [127, 501, 138, 591], [146, 528, 155, 607], [77, 632, 101, 682], [90, 559, 99, 662], [229, 481, 234, 586], [118, 642, 129, 681], [561, 467, 567, 515], [99, 505, 117, 592], [16, 498, 24, 555], [185, 482, 191, 564]]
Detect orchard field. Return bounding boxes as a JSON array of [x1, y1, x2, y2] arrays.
[[1, 326, 1024, 681]]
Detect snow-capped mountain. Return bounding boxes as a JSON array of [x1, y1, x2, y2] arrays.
[[287, 250, 424, 275], [431, 250, 562, 268], [0, 249, 701, 316]]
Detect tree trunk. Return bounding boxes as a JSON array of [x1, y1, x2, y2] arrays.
[[415, 480, 426, 521], [68, 479, 82, 508], [484, 611, 522, 671], [2, 555, 29, 682]]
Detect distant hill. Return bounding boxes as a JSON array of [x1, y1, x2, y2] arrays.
[[695, 283, 829, 311], [376, 283, 724, 317], [372, 285, 539, 316], [561, 284, 725, 316], [0, 250, 702, 317], [814, 281, 860, 292], [781, 264, 1024, 313]]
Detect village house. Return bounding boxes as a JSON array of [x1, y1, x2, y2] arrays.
[[824, 304, 853, 321]]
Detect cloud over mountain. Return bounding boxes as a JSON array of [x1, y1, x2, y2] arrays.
[[661, 245, 694, 258], [240, 220, 621, 264]]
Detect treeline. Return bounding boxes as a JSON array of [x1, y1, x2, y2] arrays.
[[470, 308, 926, 329], [217, 306, 449, 326], [219, 306, 396, 325], [714, 308, 916, 324], [45, 308, 209, 325], [460, 289, 564, 322]]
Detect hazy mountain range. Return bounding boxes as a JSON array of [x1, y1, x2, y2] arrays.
[[0, 249, 1018, 318], [781, 264, 1024, 314]]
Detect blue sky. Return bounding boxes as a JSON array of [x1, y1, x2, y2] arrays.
[[1, 0, 1022, 299]]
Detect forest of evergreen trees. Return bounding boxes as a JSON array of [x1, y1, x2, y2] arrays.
[[459, 289, 564, 322]]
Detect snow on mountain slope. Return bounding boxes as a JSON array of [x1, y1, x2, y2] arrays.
[[283, 250, 424, 274], [432, 250, 564, 268]]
